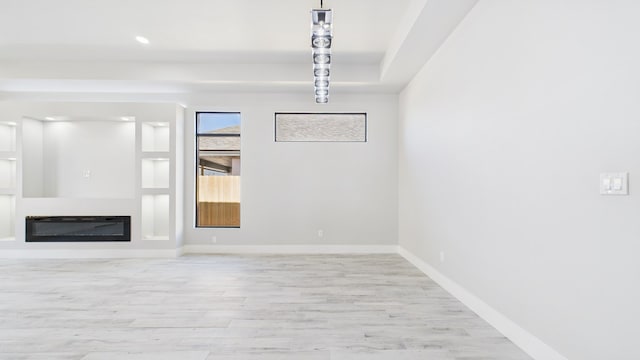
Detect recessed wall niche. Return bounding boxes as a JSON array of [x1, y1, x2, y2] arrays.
[[141, 194, 170, 240], [22, 117, 136, 198], [0, 195, 15, 241], [0, 158, 16, 189], [141, 158, 170, 189], [141, 122, 170, 152], [0, 122, 17, 152]]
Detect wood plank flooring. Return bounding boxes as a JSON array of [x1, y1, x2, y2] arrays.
[[0, 254, 532, 360]]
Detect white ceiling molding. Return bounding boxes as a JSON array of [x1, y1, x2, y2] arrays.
[[0, 61, 381, 93], [0, 0, 478, 94], [380, 0, 479, 91]]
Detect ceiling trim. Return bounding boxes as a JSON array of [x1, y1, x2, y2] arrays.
[[380, 0, 479, 91]]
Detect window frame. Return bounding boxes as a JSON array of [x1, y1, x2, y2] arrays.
[[274, 112, 368, 143], [195, 111, 241, 228]]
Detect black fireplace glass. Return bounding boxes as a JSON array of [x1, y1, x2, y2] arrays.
[[26, 216, 131, 242]]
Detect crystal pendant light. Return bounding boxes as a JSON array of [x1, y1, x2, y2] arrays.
[[311, 1, 332, 104]]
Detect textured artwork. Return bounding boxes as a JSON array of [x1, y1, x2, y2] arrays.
[[275, 113, 367, 142]]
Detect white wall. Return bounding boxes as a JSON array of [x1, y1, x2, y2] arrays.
[[399, 1, 640, 359], [0, 95, 395, 252], [41, 121, 135, 198], [183, 92, 398, 247]]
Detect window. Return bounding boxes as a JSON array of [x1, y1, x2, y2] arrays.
[[275, 113, 367, 142], [196, 112, 241, 227]]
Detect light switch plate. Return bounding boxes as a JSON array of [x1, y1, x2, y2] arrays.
[[600, 172, 628, 195]]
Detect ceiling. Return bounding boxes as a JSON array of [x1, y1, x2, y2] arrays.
[[0, 0, 479, 96]]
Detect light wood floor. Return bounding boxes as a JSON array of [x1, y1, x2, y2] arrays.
[[0, 254, 531, 360]]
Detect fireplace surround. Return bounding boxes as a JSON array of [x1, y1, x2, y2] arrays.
[[26, 216, 131, 242]]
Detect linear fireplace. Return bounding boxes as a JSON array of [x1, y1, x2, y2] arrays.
[[26, 216, 131, 242]]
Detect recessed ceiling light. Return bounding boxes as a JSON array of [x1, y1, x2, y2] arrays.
[[6, 122, 17, 126], [120, 116, 134, 121], [135, 36, 150, 45], [45, 117, 56, 121]]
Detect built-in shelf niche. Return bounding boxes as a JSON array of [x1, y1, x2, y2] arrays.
[[0, 122, 17, 152], [141, 194, 169, 240], [0, 121, 17, 197], [141, 122, 170, 152], [22, 118, 135, 198], [141, 158, 170, 189], [0, 158, 16, 190], [0, 195, 15, 241], [140, 119, 171, 241]]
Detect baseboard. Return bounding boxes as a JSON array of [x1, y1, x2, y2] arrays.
[[183, 244, 399, 254], [397, 246, 567, 360], [0, 248, 181, 259], [0, 245, 397, 258]]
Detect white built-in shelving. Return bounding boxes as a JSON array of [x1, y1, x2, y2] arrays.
[[0, 121, 16, 152], [0, 157, 16, 191], [0, 121, 17, 241], [141, 121, 170, 152], [0, 102, 183, 248], [141, 157, 170, 189], [0, 194, 15, 241], [140, 120, 172, 241], [141, 193, 170, 240]]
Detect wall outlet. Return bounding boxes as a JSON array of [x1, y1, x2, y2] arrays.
[[211, 236, 217, 243], [317, 229, 324, 238], [440, 251, 445, 263]]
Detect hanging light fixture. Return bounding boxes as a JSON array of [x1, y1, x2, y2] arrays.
[[311, 1, 333, 104]]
